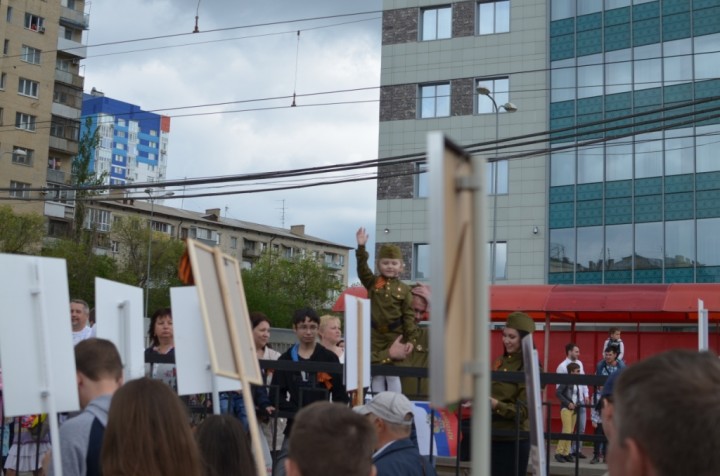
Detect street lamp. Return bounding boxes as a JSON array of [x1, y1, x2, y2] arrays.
[[145, 188, 175, 317], [476, 85, 518, 284]]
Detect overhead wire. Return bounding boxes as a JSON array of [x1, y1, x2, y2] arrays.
[[3, 95, 720, 203]]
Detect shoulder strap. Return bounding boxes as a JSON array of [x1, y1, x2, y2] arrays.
[[86, 417, 105, 476], [290, 344, 300, 362]]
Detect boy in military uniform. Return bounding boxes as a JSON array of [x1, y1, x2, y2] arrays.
[[356, 227, 420, 393]]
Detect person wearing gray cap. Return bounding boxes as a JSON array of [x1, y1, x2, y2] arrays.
[[355, 392, 437, 476]]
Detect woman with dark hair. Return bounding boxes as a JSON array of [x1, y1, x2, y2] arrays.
[[490, 312, 536, 476], [144, 307, 177, 391], [219, 312, 275, 434], [195, 415, 255, 476], [101, 378, 202, 476]]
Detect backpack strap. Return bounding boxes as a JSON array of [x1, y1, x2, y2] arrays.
[[86, 417, 105, 476]]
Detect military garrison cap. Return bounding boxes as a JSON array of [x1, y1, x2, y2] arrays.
[[378, 244, 402, 260], [505, 312, 535, 334]]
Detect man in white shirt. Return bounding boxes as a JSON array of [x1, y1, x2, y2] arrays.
[[70, 299, 93, 345], [556, 342, 589, 459]]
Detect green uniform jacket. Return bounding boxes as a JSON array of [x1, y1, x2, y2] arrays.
[[491, 351, 529, 440], [398, 327, 429, 397], [356, 245, 419, 364]]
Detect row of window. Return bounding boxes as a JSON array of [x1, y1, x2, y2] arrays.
[[413, 242, 507, 281], [421, 1, 510, 41], [420, 77, 510, 119], [415, 160, 509, 199], [551, 125, 720, 186], [550, 218, 720, 277]]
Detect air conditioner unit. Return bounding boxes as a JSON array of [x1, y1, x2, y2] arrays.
[[71, 58, 80, 65], [38, 26, 45, 34]]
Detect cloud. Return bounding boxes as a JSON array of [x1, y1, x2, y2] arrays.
[[84, 0, 382, 283]]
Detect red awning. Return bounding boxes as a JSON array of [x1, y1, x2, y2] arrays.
[[331, 286, 368, 312], [333, 284, 720, 322], [490, 284, 720, 323]]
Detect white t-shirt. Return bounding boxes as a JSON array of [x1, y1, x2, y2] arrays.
[[72, 326, 93, 346]]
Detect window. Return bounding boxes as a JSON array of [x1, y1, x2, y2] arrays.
[[46, 183, 74, 203], [414, 244, 430, 280], [416, 162, 428, 198], [6, 6, 12, 22], [18, 78, 39, 97], [486, 160, 508, 194], [117, 119, 126, 127], [420, 83, 450, 118], [24, 13, 44, 31], [15, 112, 36, 131], [111, 241, 120, 253], [151, 221, 173, 234], [0, 107, 3, 125], [12, 147, 33, 166], [230, 236, 238, 249], [116, 130, 126, 138], [56, 58, 71, 72], [9, 180, 30, 198], [150, 129, 157, 136], [476, 77, 509, 114], [3, 39, 8, 56], [421, 6, 451, 41], [478, 0, 510, 35], [488, 242, 508, 280], [86, 209, 111, 232], [48, 219, 70, 238], [21, 45, 41, 64]]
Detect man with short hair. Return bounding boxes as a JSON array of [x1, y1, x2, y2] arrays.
[[70, 299, 93, 345], [556, 342, 589, 458], [607, 349, 720, 476], [286, 402, 376, 476], [48, 338, 123, 476], [355, 391, 437, 476], [273, 308, 349, 476]]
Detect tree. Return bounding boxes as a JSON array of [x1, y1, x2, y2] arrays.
[[111, 216, 185, 313], [42, 237, 118, 306], [72, 116, 103, 239], [242, 251, 344, 328], [0, 206, 45, 253]]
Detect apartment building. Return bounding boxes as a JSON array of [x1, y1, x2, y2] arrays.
[[0, 0, 88, 235], [81, 90, 170, 188], [84, 198, 352, 287], [378, 0, 720, 285]]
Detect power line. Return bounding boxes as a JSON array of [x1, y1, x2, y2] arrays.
[[3, 96, 720, 201]]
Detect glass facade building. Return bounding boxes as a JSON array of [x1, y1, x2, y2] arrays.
[[548, 0, 720, 284]]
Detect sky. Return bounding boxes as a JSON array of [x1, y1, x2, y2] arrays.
[[83, 0, 384, 284]]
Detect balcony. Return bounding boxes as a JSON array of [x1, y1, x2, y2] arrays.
[[46, 168, 66, 184], [325, 261, 343, 270], [243, 247, 261, 258], [60, 6, 89, 29], [51, 102, 81, 120], [57, 37, 87, 59], [44, 202, 75, 220], [49, 135, 79, 154], [54, 69, 84, 88]]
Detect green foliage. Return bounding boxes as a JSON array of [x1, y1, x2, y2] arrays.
[[0, 206, 45, 253], [111, 216, 185, 314], [72, 117, 104, 239], [242, 251, 343, 328], [42, 237, 118, 307]]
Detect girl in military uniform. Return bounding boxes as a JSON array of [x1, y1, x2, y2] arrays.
[[356, 227, 420, 393]]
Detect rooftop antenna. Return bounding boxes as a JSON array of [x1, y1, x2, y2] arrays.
[[193, 0, 201, 33], [277, 199, 286, 228], [224, 206, 229, 218]]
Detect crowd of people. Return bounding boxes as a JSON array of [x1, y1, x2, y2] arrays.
[[1, 243, 718, 476]]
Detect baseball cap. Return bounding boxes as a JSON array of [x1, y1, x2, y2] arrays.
[[354, 392, 414, 425]]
